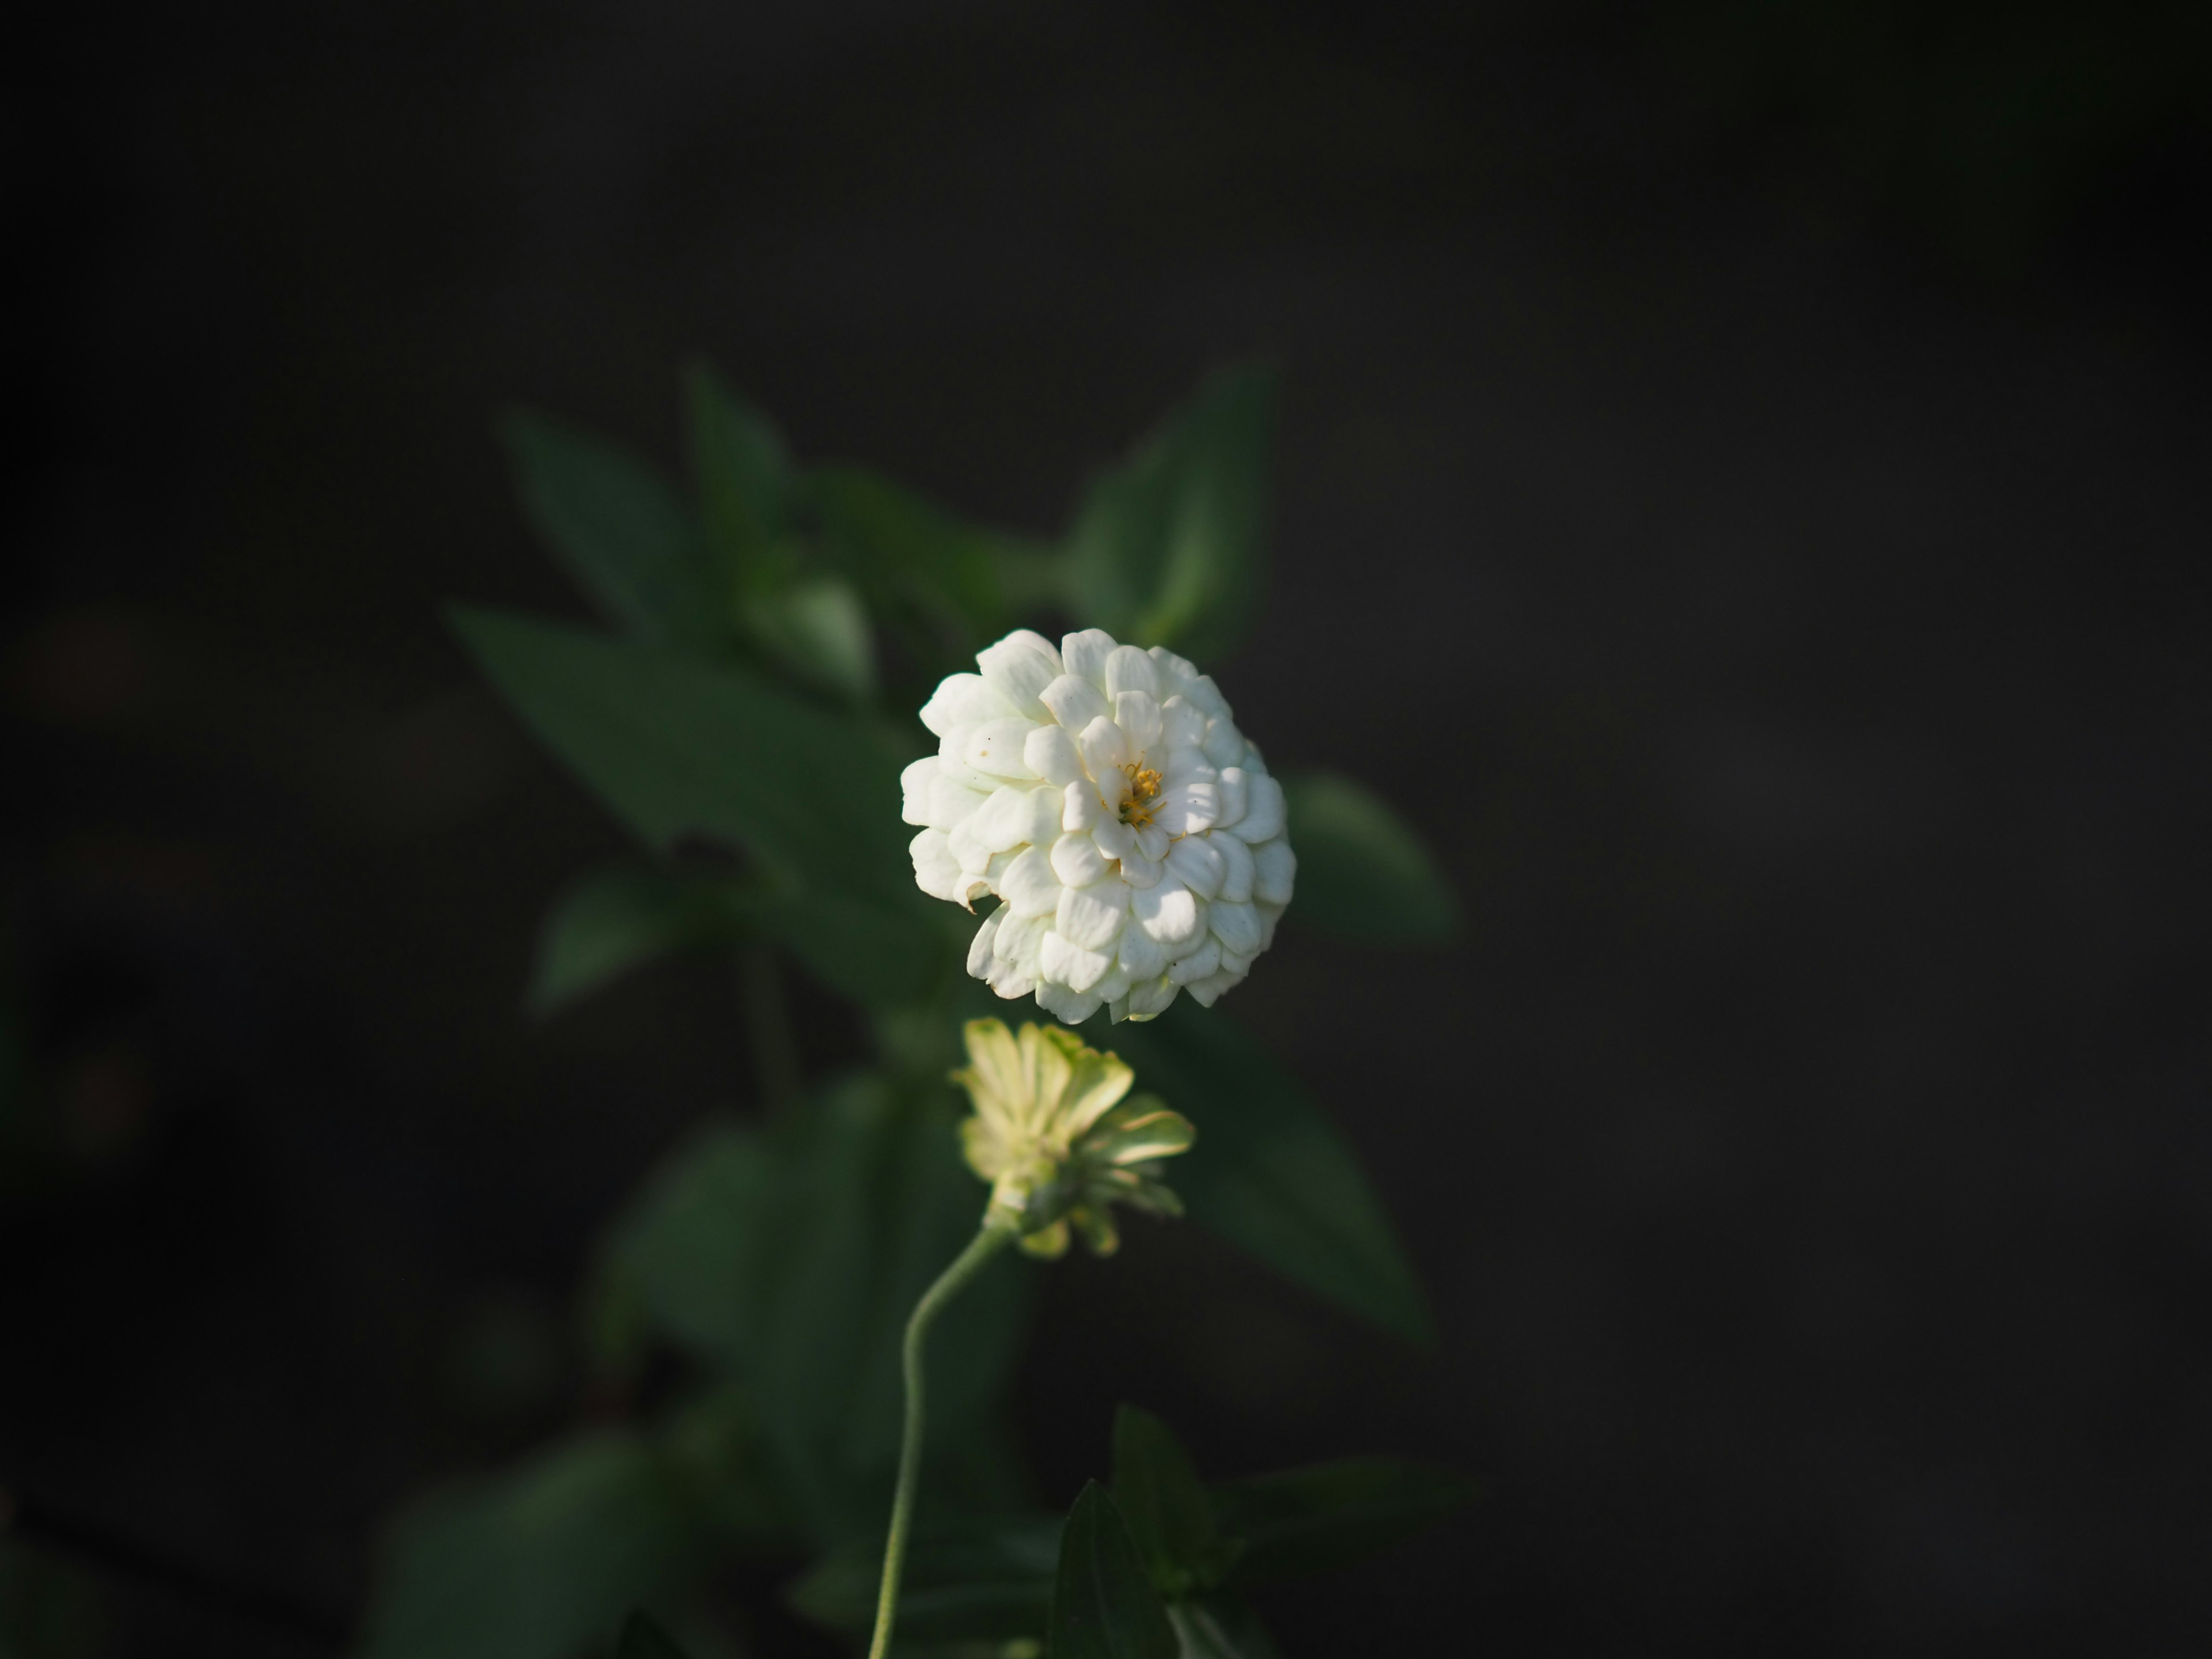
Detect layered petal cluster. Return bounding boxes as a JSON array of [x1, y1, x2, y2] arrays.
[[903, 627, 1294, 1024], [952, 1018, 1193, 1258]]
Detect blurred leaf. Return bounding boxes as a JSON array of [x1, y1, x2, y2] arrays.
[[1108, 1408, 1217, 1596], [1065, 366, 1276, 664], [501, 411, 708, 650], [362, 1431, 703, 1659], [1209, 1459, 1471, 1589], [1109, 1002, 1432, 1346], [529, 862, 762, 1016], [600, 1075, 1033, 1545], [810, 466, 1028, 672], [449, 607, 947, 1007], [1276, 770, 1458, 945], [684, 361, 794, 604], [1049, 1484, 1175, 1659], [1164, 1597, 1281, 1659], [616, 1610, 693, 1659], [788, 1514, 1060, 1643], [743, 574, 876, 704]]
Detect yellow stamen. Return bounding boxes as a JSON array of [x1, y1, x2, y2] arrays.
[[1118, 762, 1164, 828]]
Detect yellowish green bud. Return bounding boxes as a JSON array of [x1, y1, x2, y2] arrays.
[[950, 1017, 1195, 1259]]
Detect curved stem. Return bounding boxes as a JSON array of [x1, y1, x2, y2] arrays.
[[868, 1219, 1017, 1659]]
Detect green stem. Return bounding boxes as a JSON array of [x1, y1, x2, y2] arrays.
[[868, 1218, 1018, 1659]]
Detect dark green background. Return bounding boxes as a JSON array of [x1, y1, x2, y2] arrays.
[[6, 2, 2209, 1654]]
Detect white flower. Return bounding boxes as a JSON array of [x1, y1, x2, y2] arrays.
[[902, 627, 1294, 1024]]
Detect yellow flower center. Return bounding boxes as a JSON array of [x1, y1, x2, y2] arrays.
[[1118, 762, 1164, 827]]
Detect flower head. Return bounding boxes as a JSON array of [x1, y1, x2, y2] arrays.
[[902, 628, 1295, 1024], [952, 1018, 1194, 1259]]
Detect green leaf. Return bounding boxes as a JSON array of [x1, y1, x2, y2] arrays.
[[615, 1609, 692, 1659], [1108, 1002, 1433, 1346], [361, 1431, 703, 1659], [1049, 1484, 1176, 1659], [809, 465, 1030, 672], [1209, 1459, 1472, 1589], [1277, 770, 1458, 945], [1108, 1407, 1217, 1595], [743, 574, 876, 704], [528, 862, 762, 1016], [787, 1514, 1060, 1643], [1065, 366, 1276, 663], [449, 607, 948, 1007], [500, 410, 707, 649], [599, 1075, 1033, 1544], [684, 361, 794, 604]]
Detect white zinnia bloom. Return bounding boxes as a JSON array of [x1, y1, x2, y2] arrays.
[[902, 627, 1294, 1024]]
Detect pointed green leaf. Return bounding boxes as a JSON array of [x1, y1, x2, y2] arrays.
[[1109, 1002, 1432, 1346], [1050, 1484, 1176, 1659], [1066, 366, 1276, 663], [1109, 1407, 1216, 1594], [448, 607, 948, 1006], [1277, 770, 1458, 944], [615, 1609, 692, 1659], [361, 1432, 703, 1659], [684, 361, 794, 604], [501, 411, 709, 649], [809, 465, 1018, 668], [1209, 1459, 1472, 1588], [528, 862, 762, 1016], [742, 574, 876, 703]]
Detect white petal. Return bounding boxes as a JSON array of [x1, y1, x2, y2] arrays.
[[1131, 876, 1205, 948], [1040, 673, 1111, 733], [1147, 646, 1199, 693], [1091, 817, 1137, 861], [999, 845, 1062, 917], [1228, 773, 1286, 843], [919, 672, 1017, 737], [1091, 964, 1133, 1006], [1162, 745, 1215, 786], [1183, 968, 1241, 1007], [1134, 824, 1170, 862], [994, 907, 1050, 968], [1253, 839, 1296, 906], [1038, 929, 1113, 993], [1060, 628, 1117, 687], [910, 827, 960, 899], [1150, 778, 1220, 836], [1055, 876, 1130, 952], [1162, 905, 1213, 960], [976, 634, 1060, 718], [1126, 976, 1179, 1019], [1035, 980, 1103, 1025], [1214, 766, 1250, 830], [1077, 715, 1132, 778], [1218, 948, 1253, 979], [1168, 938, 1222, 985], [986, 955, 1037, 998], [1181, 674, 1232, 720], [1017, 787, 1063, 848], [1115, 690, 1163, 757], [1120, 849, 1164, 889], [1210, 898, 1263, 956], [1050, 830, 1112, 888], [972, 785, 1046, 853], [900, 756, 937, 825], [948, 813, 994, 874], [1164, 835, 1225, 899], [965, 910, 1004, 978], [1215, 831, 1255, 903], [1256, 900, 1283, 952], [1104, 645, 1158, 699], [1117, 925, 1166, 981], [1063, 780, 1112, 833], [1024, 724, 1086, 786], [1200, 714, 1244, 768], [964, 718, 1041, 779], [1159, 696, 1206, 751], [926, 772, 989, 832]]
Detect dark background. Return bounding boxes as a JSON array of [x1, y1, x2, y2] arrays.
[[6, 2, 2210, 1654]]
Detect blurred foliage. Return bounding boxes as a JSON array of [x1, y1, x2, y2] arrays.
[[368, 361, 1465, 1658]]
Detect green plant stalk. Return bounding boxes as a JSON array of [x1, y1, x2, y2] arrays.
[[868, 1217, 1018, 1659]]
